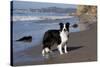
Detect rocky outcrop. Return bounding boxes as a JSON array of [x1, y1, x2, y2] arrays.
[[76, 5, 97, 31], [77, 5, 97, 16]]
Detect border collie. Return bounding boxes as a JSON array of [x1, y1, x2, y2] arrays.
[[42, 22, 70, 56]]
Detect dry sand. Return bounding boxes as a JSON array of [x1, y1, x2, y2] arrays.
[[14, 23, 97, 66]]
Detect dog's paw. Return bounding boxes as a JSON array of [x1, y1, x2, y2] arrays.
[[60, 52, 64, 55], [65, 51, 68, 54]]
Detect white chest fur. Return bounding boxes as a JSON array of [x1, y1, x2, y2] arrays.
[[60, 31, 68, 43]]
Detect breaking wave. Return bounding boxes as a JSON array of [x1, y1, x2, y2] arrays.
[[12, 16, 74, 21]]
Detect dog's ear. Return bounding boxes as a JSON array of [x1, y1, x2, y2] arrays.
[[66, 22, 70, 31], [59, 23, 63, 31], [59, 23, 63, 26], [66, 22, 70, 26]]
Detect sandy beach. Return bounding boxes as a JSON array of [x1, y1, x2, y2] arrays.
[[13, 22, 97, 66]]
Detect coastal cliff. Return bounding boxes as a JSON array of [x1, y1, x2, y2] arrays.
[[76, 5, 97, 31]]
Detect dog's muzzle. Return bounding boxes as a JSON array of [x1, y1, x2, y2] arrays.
[[64, 29, 67, 31]]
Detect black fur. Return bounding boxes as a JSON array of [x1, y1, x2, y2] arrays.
[[59, 23, 63, 31], [43, 30, 61, 49], [66, 23, 70, 32]]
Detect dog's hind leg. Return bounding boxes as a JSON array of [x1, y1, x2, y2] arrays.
[[42, 49, 45, 56], [42, 47, 51, 56], [45, 47, 51, 53]]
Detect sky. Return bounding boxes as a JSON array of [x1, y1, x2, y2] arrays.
[[12, 1, 77, 9]]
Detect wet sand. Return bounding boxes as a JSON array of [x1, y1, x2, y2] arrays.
[[14, 23, 97, 66]]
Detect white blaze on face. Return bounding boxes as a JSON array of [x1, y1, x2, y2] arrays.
[[63, 24, 67, 31]]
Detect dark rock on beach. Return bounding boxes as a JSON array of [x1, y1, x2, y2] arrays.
[[16, 36, 32, 42]]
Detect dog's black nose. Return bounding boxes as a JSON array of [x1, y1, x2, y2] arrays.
[[64, 29, 66, 31]]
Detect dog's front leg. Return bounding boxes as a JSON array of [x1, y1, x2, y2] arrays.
[[64, 45, 68, 53], [57, 44, 63, 55]]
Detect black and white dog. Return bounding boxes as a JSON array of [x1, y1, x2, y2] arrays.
[[42, 22, 70, 56]]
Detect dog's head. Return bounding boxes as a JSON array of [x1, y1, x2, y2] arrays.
[[59, 22, 70, 32]]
